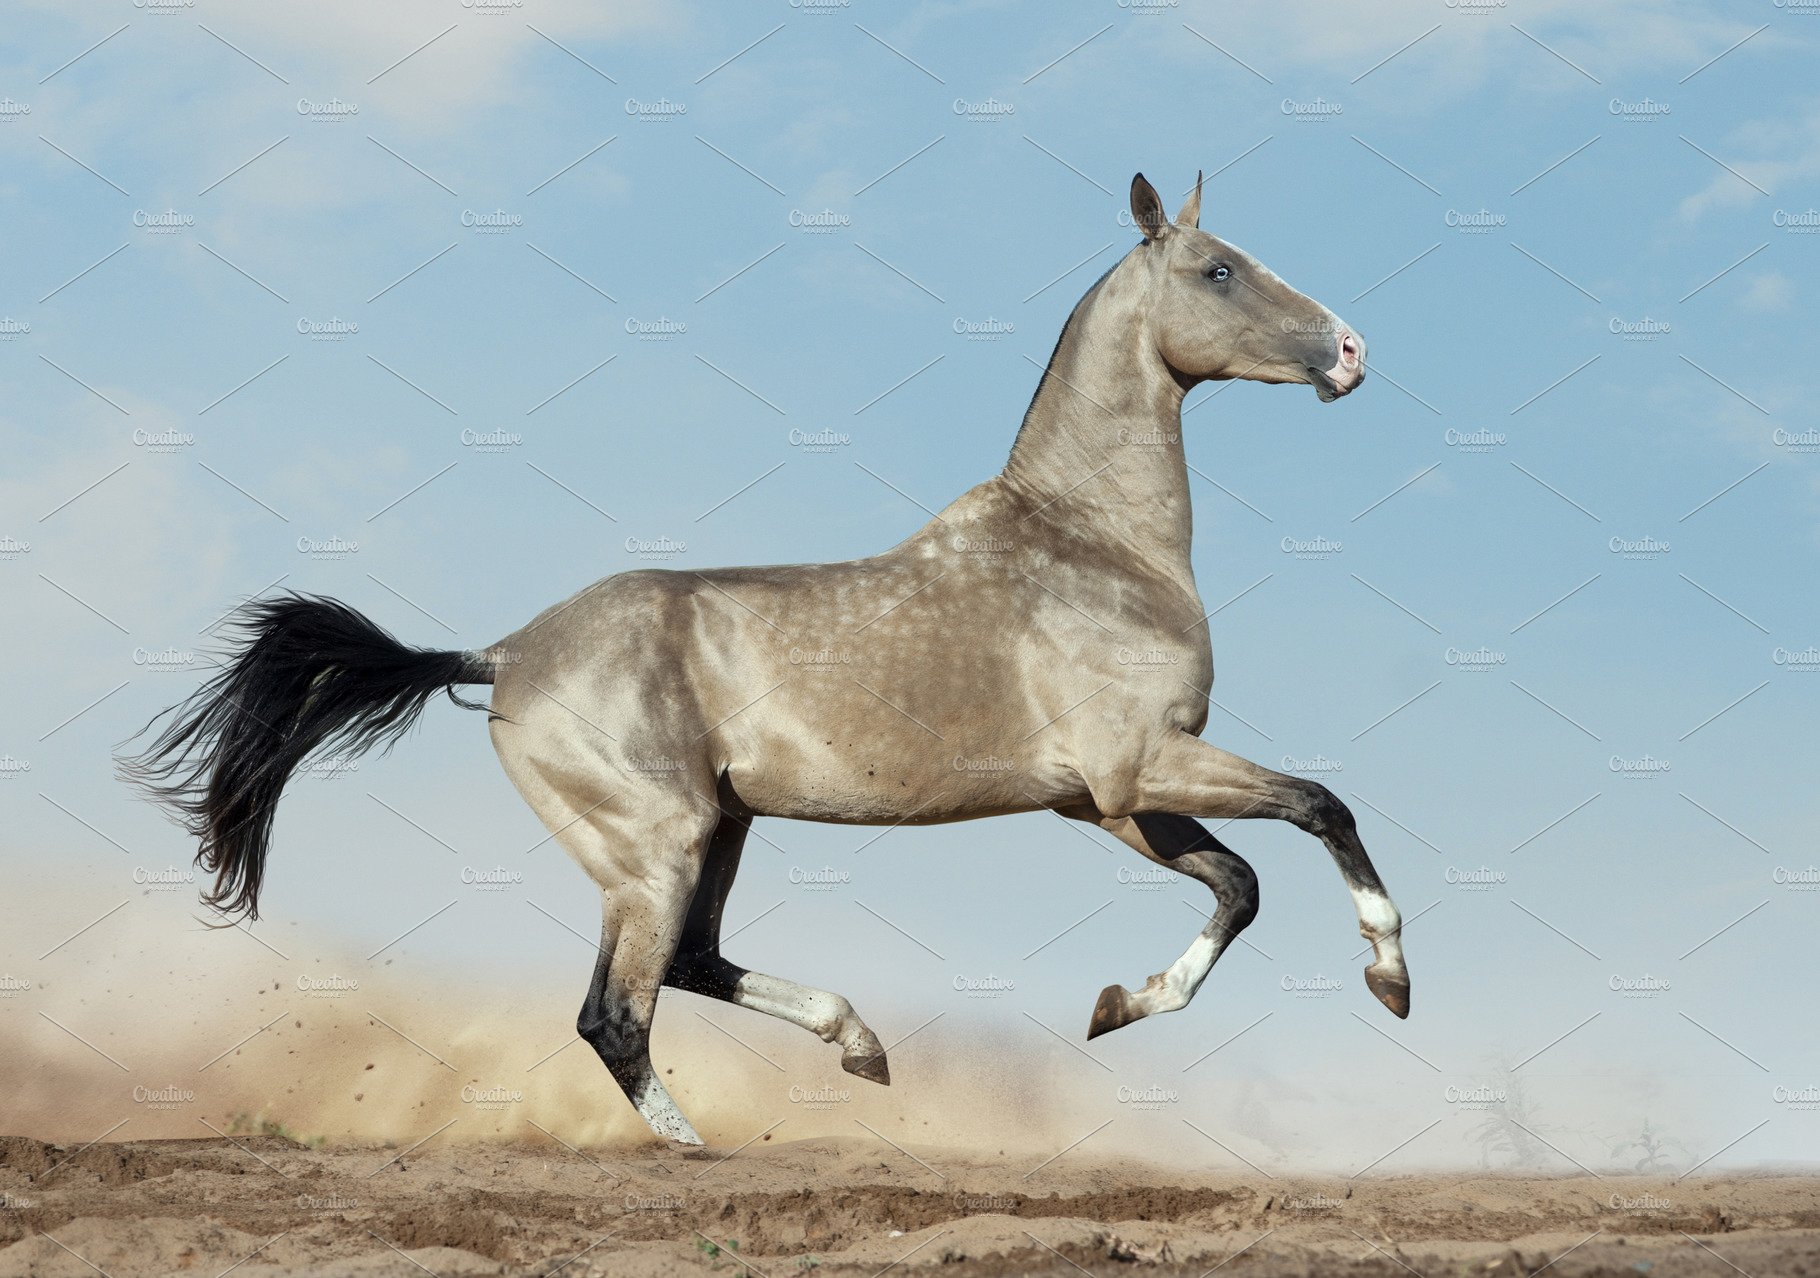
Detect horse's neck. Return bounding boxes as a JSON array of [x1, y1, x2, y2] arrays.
[[999, 260, 1196, 586]]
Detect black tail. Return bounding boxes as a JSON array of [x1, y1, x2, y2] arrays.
[[121, 592, 492, 921]]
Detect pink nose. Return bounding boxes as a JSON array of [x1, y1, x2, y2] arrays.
[[1319, 325, 1366, 399], [1339, 331, 1361, 369]]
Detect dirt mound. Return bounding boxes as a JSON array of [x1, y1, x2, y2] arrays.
[[1, 1135, 1815, 1277], [0, 1135, 179, 1186], [609, 1183, 1248, 1252], [383, 1199, 518, 1260]]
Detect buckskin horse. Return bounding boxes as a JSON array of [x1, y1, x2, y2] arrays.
[[127, 174, 1410, 1145]]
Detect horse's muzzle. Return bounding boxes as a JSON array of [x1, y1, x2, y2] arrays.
[[1308, 326, 1366, 402]]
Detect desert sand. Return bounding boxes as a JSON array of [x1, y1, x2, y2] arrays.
[[6, 890, 1812, 1275], [3, 1132, 1818, 1277]]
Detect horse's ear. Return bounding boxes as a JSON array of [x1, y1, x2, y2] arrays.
[[1130, 173, 1170, 241], [1177, 170, 1203, 229]]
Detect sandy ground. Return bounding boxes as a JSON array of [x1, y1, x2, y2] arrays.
[[6, 891, 1814, 1275], [1, 1133, 1816, 1278]]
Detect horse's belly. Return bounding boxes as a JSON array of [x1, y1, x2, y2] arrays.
[[724, 731, 1074, 825]]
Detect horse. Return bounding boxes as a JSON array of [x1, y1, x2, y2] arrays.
[[125, 173, 1408, 1146]]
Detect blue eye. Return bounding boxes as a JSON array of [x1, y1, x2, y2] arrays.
[[1210, 264, 1231, 281]]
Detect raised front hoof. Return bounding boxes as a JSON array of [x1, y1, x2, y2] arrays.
[[1364, 964, 1411, 1020], [842, 1049, 891, 1087], [1087, 984, 1138, 1041]]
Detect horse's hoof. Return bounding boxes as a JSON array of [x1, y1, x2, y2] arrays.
[[659, 1128, 706, 1149], [1364, 964, 1410, 1019], [1087, 984, 1137, 1040], [842, 1049, 891, 1086]]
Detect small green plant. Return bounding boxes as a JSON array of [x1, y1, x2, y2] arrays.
[[696, 1236, 743, 1268], [224, 1111, 324, 1148]]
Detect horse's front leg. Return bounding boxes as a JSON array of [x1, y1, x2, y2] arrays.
[[1125, 731, 1411, 1019], [1061, 809, 1260, 1040]]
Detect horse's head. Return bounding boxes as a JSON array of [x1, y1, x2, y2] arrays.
[[1127, 172, 1365, 403]]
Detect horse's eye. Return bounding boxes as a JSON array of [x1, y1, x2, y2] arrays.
[[1209, 264, 1231, 282]]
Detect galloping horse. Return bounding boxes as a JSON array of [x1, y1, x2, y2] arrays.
[[127, 174, 1409, 1145]]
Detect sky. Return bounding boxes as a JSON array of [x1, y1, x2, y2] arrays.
[[2, 0, 1819, 1173]]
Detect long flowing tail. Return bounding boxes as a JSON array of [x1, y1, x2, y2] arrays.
[[120, 592, 494, 920]]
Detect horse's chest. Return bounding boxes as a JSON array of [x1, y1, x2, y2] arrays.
[[1108, 602, 1215, 728], [1043, 569, 1211, 698], [1109, 631, 1212, 684]]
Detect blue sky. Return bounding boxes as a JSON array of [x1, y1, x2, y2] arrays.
[[3, 0, 1819, 1169]]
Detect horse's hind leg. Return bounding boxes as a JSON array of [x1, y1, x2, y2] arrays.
[[561, 802, 714, 1145], [667, 809, 892, 1084], [1065, 810, 1260, 1040]]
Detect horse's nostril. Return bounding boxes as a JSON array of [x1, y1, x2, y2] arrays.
[[1340, 334, 1359, 366]]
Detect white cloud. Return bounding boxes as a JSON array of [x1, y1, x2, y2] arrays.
[[0, 404, 245, 690], [1738, 270, 1794, 311], [1151, 0, 1759, 97], [1680, 104, 1820, 220], [16, 0, 684, 123]]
